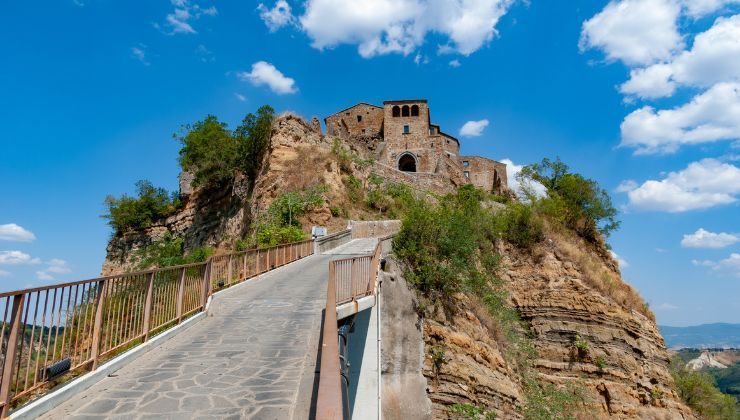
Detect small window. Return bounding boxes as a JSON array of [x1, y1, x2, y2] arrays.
[[345, 112, 350, 116], [464, 171, 470, 178], [403, 125, 410, 134], [357, 115, 362, 122], [362, 129, 366, 134], [463, 161, 469, 167]]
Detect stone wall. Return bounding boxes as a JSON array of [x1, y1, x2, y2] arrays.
[[325, 103, 384, 140], [459, 156, 508, 195], [349, 220, 401, 239]]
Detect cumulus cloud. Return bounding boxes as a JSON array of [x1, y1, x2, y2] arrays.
[[620, 82, 740, 154], [298, 0, 515, 58], [157, 0, 217, 35], [682, 0, 740, 18], [609, 250, 630, 268], [449, 59, 461, 68], [617, 158, 740, 212], [693, 253, 740, 277], [237, 61, 297, 94], [579, 0, 683, 66], [499, 158, 547, 199], [36, 259, 71, 281], [0, 224, 35, 242], [258, 0, 295, 32], [459, 119, 489, 137], [621, 15, 740, 100], [681, 228, 739, 248], [0, 251, 41, 265]]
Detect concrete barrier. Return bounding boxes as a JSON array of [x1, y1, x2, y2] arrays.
[[315, 229, 352, 253]]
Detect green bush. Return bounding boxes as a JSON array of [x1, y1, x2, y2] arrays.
[[103, 180, 181, 234], [134, 233, 213, 269], [451, 403, 496, 420], [497, 203, 544, 249], [176, 105, 274, 191], [255, 224, 304, 248], [268, 185, 328, 226], [344, 175, 363, 203], [519, 157, 619, 242], [670, 357, 739, 419]]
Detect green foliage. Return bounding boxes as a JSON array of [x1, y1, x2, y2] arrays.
[[519, 157, 620, 242], [496, 203, 544, 250], [330, 206, 341, 217], [268, 185, 328, 226], [134, 233, 213, 269], [572, 334, 589, 357], [522, 379, 586, 420], [235, 239, 250, 252], [670, 356, 740, 419], [344, 175, 363, 203], [103, 180, 181, 234], [712, 362, 740, 403], [176, 106, 274, 191], [331, 138, 374, 172], [451, 403, 497, 420], [595, 356, 606, 370], [255, 224, 305, 248]]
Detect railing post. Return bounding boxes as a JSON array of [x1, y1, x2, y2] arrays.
[[142, 272, 155, 341], [255, 250, 260, 276], [227, 255, 233, 285], [267, 247, 271, 270], [201, 260, 212, 310], [90, 279, 107, 370], [243, 252, 247, 278], [0, 294, 25, 417], [176, 267, 186, 323]]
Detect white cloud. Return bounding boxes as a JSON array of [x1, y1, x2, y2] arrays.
[[618, 158, 740, 212], [237, 61, 297, 95], [616, 179, 638, 192], [621, 15, 740, 100], [195, 44, 214, 62], [449, 59, 461, 67], [693, 252, 740, 277], [499, 158, 547, 199], [131, 45, 150, 66], [234, 93, 247, 102], [0, 270, 9, 277], [579, 0, 683, 66], [657, 302, 678, 310], [609, 250, 630, 268], [36, 259, 71, 281], [681, 228, 739, 248], [0, 251, 41, 265], [413, 53, 429, 65], [258, 0, 295, 32], [459, 119, 489, 137], [682, 0, 740, 18], [0, 224, 35, 242], [158, 0, 217, 35], [298, 0, 515, 58], [620, 82, 740, 154]]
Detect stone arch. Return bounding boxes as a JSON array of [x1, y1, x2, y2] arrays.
[[402, 105, 410, 117], [397, 152, 417, 172], [392, 106, 400, 117], [411, 105, 419, 116]]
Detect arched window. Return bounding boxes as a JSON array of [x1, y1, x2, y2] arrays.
[[401, 105, 410, 117], [392, 106, 400, 117], [398, 153, 417, 172], [411, 105, 419, 116]]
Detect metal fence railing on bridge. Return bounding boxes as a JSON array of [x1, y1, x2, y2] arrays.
[[316, 241, 382, 420], [0, 239, 314, 417]]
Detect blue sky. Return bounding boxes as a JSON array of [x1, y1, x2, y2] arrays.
[[1, 0, 738, 326]]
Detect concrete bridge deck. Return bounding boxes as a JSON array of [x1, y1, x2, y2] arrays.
[[40, 239, 377, 420]]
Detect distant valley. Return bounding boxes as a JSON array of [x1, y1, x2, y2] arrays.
[[660, 323, 740, 349]]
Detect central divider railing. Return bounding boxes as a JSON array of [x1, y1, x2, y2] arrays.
[[316, 241, 382, 420], [0, 239, 314, 417]]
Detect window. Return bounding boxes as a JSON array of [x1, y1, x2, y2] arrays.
[[411, 105, 419, 116], [463, 161, 469, 167], [392, 106, 400, 117], [464, 171, 470, 178], [345, 112, 350, 116], [403, 125, 410, 134], [402, 105, 410, 117], [362, 129, 366, 134], [357, 115, 362, 122]]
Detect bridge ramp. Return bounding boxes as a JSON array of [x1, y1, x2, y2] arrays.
[[38, 242, 371, 420]]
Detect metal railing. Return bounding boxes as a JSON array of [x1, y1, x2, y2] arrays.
[[0, 239, 314, 416], [316, 241, 382, 420]]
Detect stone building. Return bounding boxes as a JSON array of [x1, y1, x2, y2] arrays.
[[324, 99, 508, 194]]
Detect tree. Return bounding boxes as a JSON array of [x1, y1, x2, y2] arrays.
[[234, 105, 275, 182], [102, 180, 180, 234], [176, 115, 239, 190], [519, 157, 619, 241]]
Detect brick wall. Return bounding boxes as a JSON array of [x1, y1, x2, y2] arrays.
[[325, 104, 384, 139]]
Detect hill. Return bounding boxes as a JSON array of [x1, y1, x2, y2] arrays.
[[660, 323, 740, 349]]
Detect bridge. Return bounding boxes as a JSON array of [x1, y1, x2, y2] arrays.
[[0, 223, 398, 419]]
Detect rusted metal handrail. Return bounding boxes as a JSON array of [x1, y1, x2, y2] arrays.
[[0, 238, 314, 417], [316, 241, 382, 420]]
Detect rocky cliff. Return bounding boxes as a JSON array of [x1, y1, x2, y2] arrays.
[[382, 233, 695, 419]]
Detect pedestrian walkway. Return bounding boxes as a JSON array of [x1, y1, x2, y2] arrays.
[[40, 240, 374, 420]]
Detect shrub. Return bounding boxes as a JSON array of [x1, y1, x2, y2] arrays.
[[519, 157, 619, 242], [497, 203, 544, 249], [451, 403, 496, 420], [670, 356, 739, 419], [344, 175, 363, 203], [103, 180, 180, 234], [268, 185, 327, 226], [572, 334, 589, 358], [330, 206, 341, 217], [176, 106, 274, 191], [255, 224, 304, 248], [595, 356, 606, 370], [134, 233, 213, 269]]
